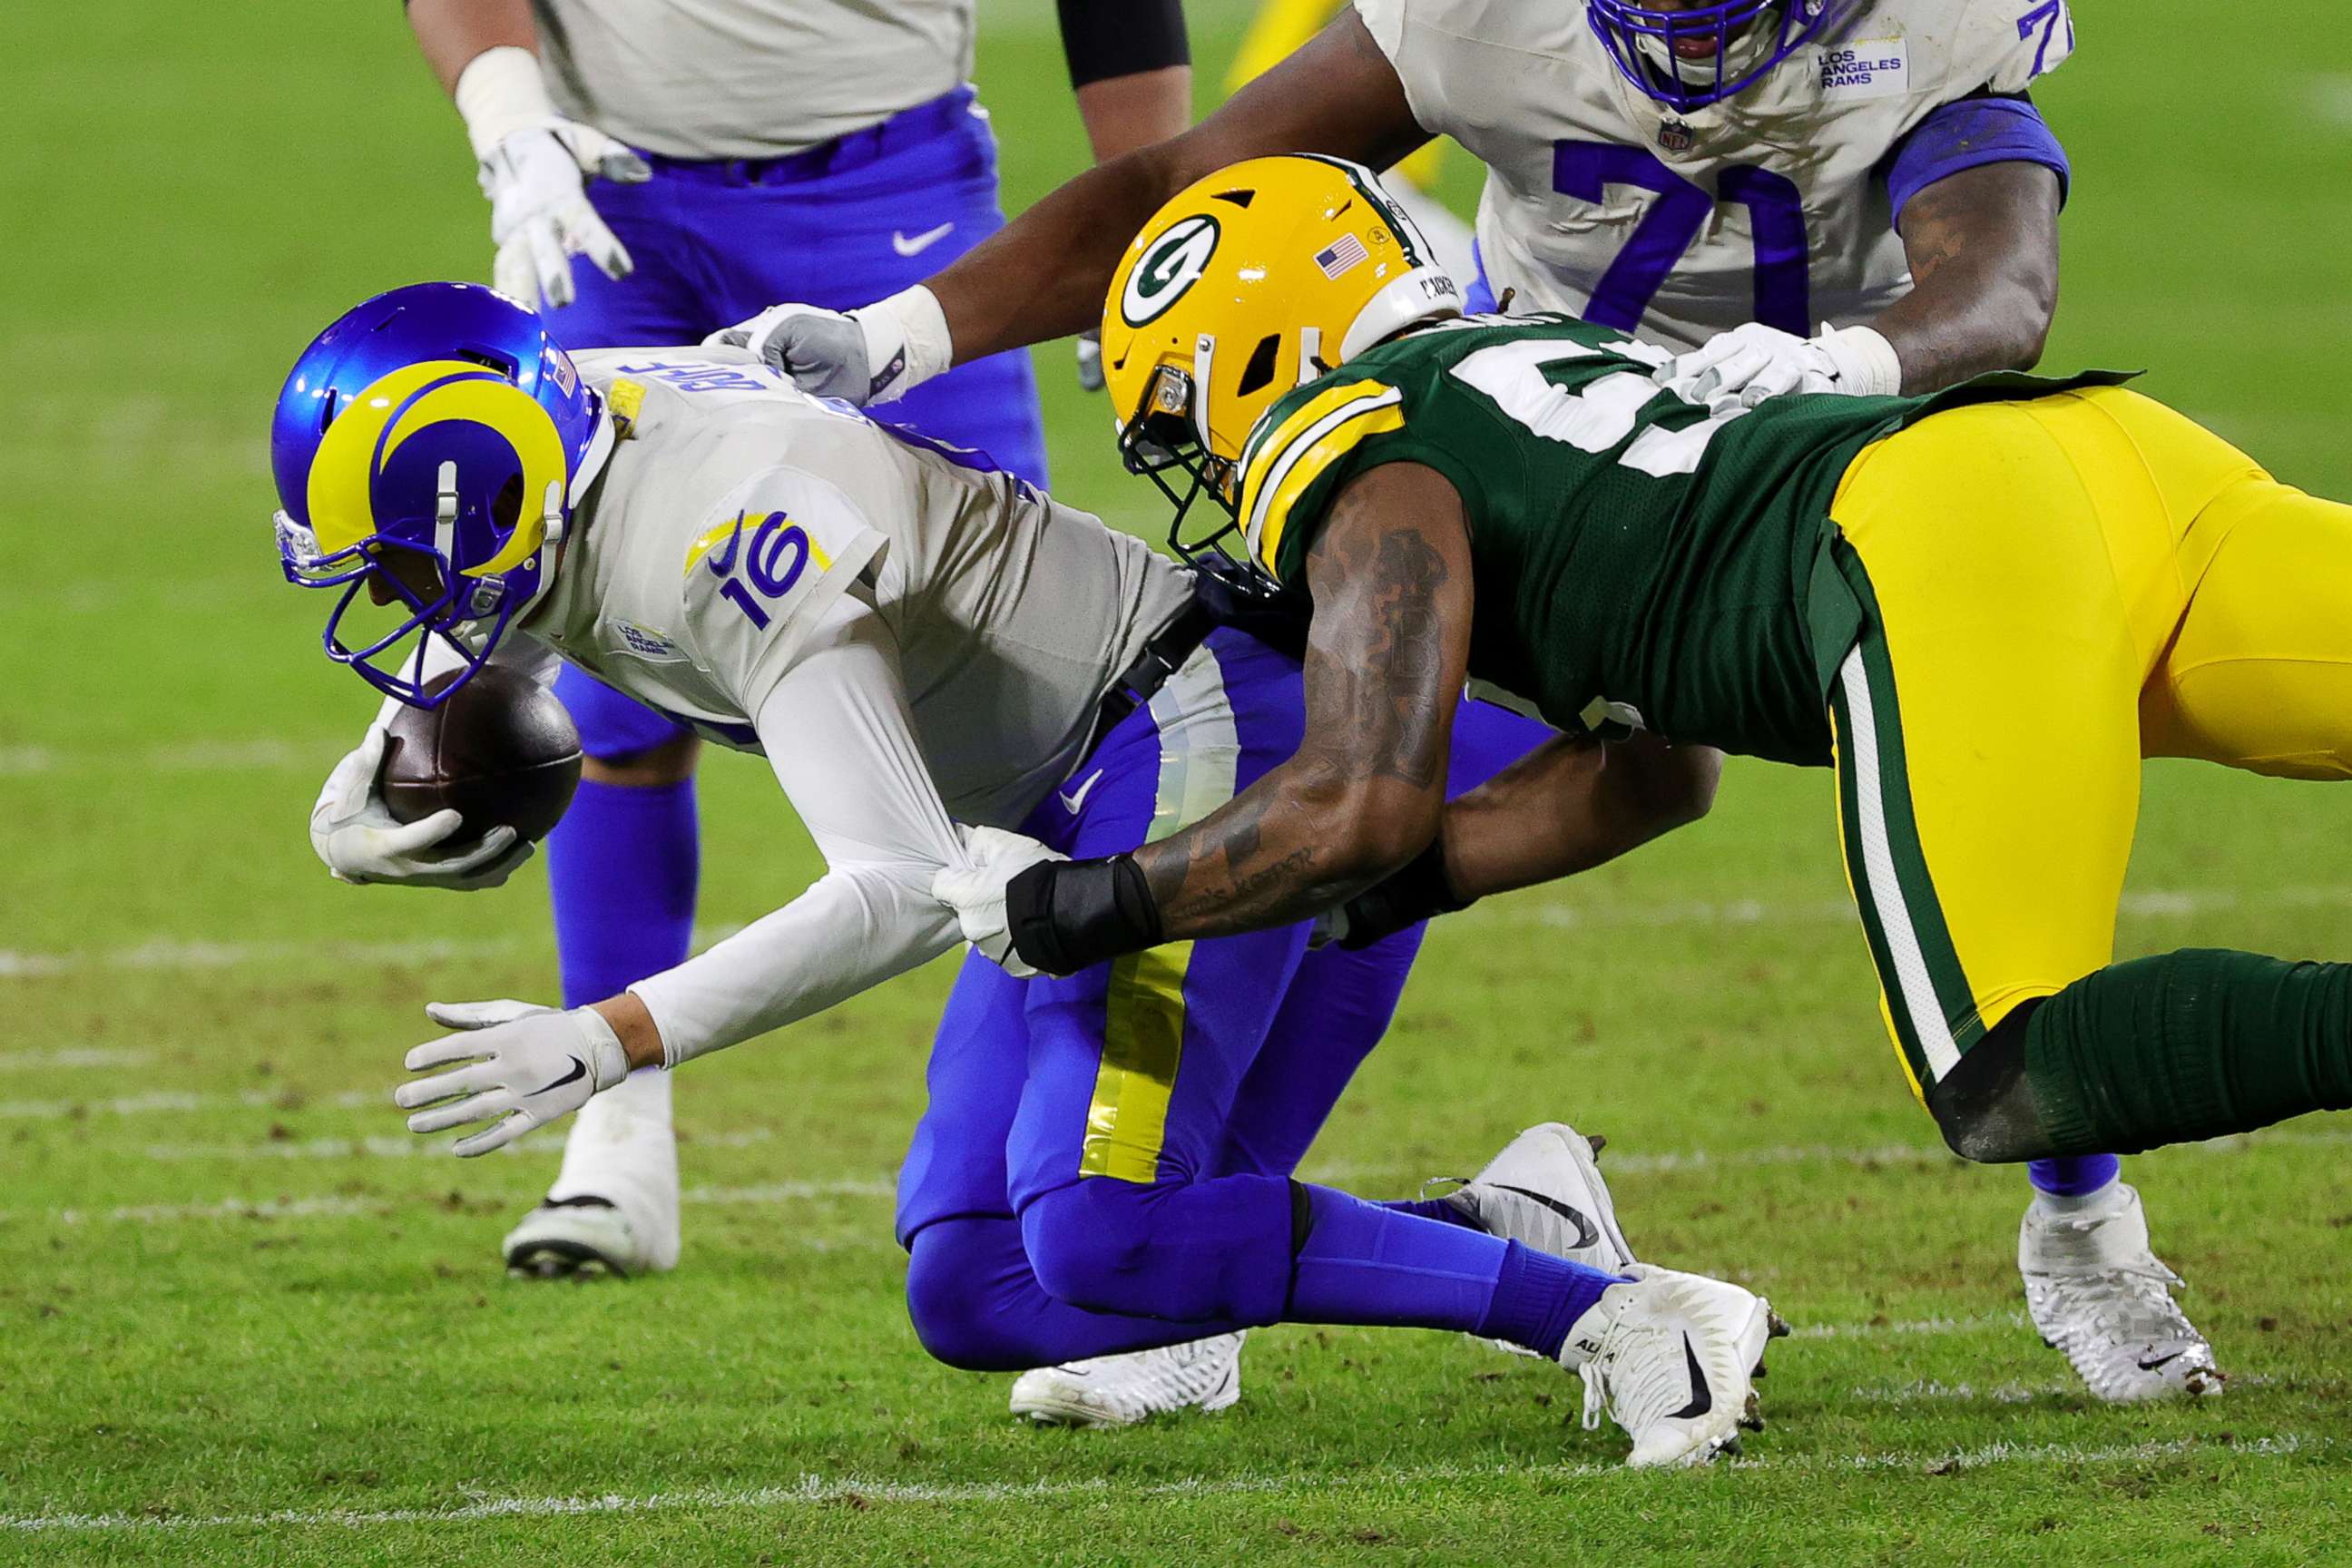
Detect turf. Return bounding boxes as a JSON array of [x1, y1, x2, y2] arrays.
[[4, 1, 2349, 1563]]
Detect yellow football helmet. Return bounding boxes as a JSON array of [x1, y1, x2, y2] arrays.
[[1101, 155, 1461, 571]]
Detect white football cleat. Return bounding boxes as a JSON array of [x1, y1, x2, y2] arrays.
[[1561, 1263, 1784, 1469], [1439, 1122, 1636, 1272], [1009, 1332, 1247, 1428], [1436, 1122, 1635, 1358], [503, 1069, 681, 1279], [2020, 1182, 2221, 1403]]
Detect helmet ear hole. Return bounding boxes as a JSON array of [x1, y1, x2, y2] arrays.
[[491, 474, 524, 532], [1235, 333, 1281, 397]]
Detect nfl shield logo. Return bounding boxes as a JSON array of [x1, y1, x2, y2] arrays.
[[1658, 118, 1697, 152]]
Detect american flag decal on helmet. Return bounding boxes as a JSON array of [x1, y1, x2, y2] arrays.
[[1313, 233, 1368, 279]]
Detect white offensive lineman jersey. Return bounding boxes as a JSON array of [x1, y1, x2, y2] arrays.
[[1356, 0, 2074, 350], [514, 348, 1190, 1059], [532, 0, 976, 157]]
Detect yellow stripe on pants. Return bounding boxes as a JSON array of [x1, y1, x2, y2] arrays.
[[1077, 641, 1240, 1182]]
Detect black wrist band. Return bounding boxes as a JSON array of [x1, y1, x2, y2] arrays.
[[1005, 854, 1165, 975], [1336, 839, 1472, 951]]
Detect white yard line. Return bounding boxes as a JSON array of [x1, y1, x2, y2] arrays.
[[0, 1435, 2315, 1535], [0, 737, 344, 779], [0, 1047, 151, 1070], [1848, 1374, 2273, 1406], [11, 885, 2340, 983], [140, 1127, 779, 1162]]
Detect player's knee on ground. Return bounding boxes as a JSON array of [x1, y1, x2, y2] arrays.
[[902, 1218, 1051, 1372], [581, 732, 701, 789], [1020, 1175, 1295, 1325], [1926, 1004, 2053, 1164]]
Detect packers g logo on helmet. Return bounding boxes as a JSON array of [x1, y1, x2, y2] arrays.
[[1119, 214, 1221, 328], [1098, 156, 1461, 579]]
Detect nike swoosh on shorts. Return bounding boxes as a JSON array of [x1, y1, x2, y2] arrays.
[[892, 223, 956, 258]]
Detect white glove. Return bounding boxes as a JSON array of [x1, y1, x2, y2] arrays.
[[309, 725, 532, 890], [930, 826, 1069, 980], [1075, 329, 1105, 393], [453, 45, 649, 309], [705, 285, 953, 407], [394, 1000, 632, 1157], [1655, 322, 1904, 411], [479, 126, 650, 309]]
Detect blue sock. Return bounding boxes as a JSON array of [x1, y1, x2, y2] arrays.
[[545, 777, 699, 1006], [1378, 1198, 1480, 1227], [1289, 1186, 1622, 1354], [2029, 1153, 2122, 1199], [1475, 1241, 1619, 1360]]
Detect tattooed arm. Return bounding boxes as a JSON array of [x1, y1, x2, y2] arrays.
[[1134, 461, 1475, 936], [942, 462, 1476, 977]]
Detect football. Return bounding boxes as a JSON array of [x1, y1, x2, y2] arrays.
[[378, 665, 583, 846]]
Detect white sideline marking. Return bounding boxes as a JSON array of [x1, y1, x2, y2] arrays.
[[0, 1436, 2315, 1535]]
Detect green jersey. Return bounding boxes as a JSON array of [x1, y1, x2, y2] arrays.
[[1238, 314, 2118, 766]]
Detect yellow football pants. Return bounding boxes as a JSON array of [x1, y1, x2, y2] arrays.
[[1824, 387, 2352, 1100]]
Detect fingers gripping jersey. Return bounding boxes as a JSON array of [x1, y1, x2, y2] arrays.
[[1355, 0, 2075, 349], [530, 349, 1190, 826], [1241, 316, 2118, 764]]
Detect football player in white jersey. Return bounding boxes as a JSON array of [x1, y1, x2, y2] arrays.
[[270, 282, 1788, 1470], [400, 0, 1194, 1286], [713, 0, 2219, 1403]]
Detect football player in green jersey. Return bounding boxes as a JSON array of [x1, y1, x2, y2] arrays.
[[938, 155, 2352, 1200]]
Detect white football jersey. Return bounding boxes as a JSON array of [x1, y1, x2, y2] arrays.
[[527, 348, 1191, 829], [1356, 0, 2074, 349], [531, 0, 976, 158]]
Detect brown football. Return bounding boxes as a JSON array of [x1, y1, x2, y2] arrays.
[[380, 666, 583, 847]]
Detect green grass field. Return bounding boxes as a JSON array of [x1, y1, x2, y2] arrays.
[[5, 2, 2350, 1562]]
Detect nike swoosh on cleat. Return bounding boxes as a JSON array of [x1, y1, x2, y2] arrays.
[[2137, 1350, 2187, 1372], [892, 222, 956, 257], [1667, 1333, 1713, 1420], [532, 1056, 588, 1098], [1486, 1183, 1601, 1252]]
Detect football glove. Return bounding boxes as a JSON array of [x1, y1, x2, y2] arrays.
[[931, 826, 1069, 979], [705, 285, 952, 406], [309, 724, 532, 891], [1655, 322, 1902, 411], [479, 124, 649, 309], [1075, 328, 1105, 393], [395, 999, 632, 1158]]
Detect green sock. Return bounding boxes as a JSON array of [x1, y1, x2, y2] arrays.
[[2024, 948, 2352, 1155]]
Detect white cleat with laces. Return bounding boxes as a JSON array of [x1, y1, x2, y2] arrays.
[[1008, 1331, 1247, 1428], [2020, 1182, 2221, 1403], [1436, 1121, 1636, 1357], [1562, 1263, 1785, 1469]]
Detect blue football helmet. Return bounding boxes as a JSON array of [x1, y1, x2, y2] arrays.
[[270, 282, 609, 707], [1586, 0, 1857, 113]]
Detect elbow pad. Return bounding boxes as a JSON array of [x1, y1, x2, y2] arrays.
[[1057, 0, 1191, 88]]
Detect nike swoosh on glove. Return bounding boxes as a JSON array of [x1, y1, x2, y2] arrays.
[[395, 1000, 632, 1157], [310, 724, 532, 890]]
